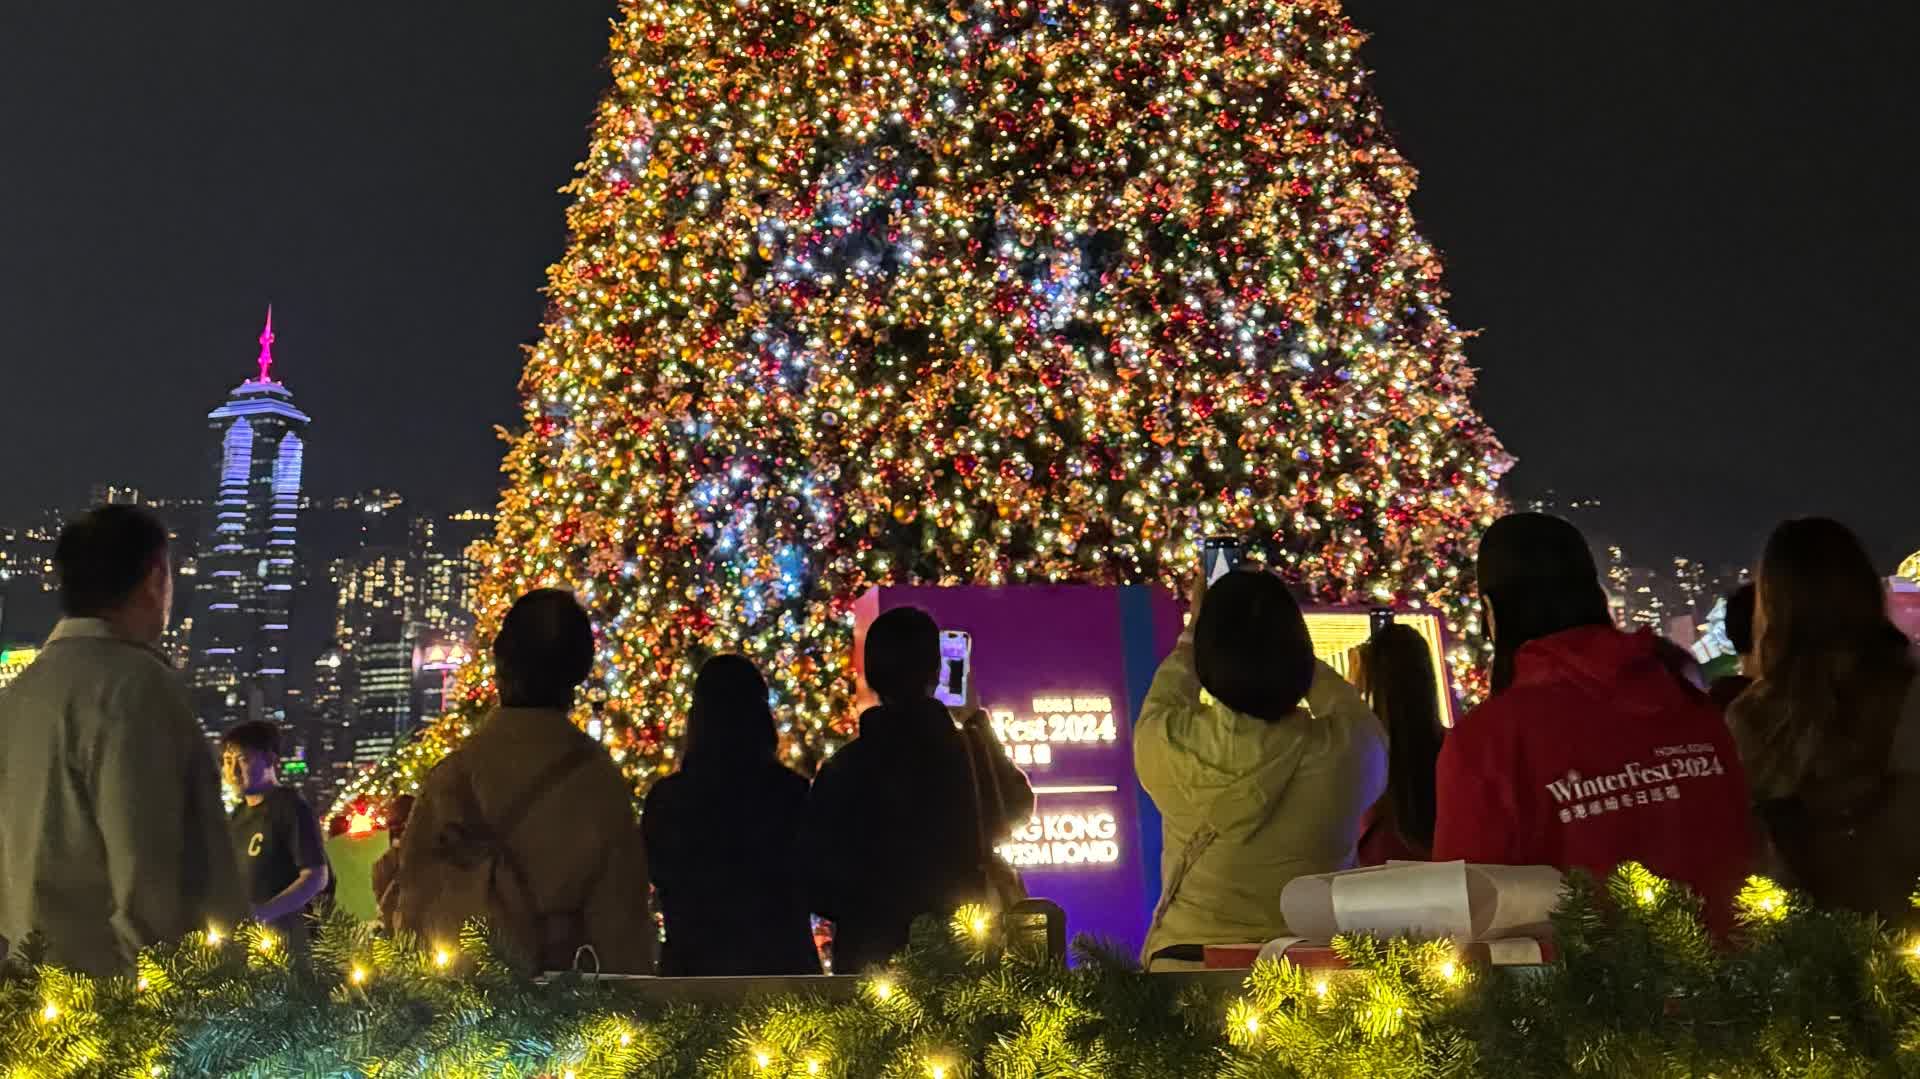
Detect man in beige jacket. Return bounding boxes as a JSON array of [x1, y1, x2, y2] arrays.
[[0, 506, 244, 974], [391, 589, 655, 974]]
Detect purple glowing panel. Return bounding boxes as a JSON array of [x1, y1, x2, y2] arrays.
[[852, 585, 1182, 958]]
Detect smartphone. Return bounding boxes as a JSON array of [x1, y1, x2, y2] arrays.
[[936, 630, 972, 708], [1202, 536, 1244, 587], [1369, 607, 1396, 636]]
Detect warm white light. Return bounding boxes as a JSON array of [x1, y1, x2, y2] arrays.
[[39, 1002, 58, 1022], [433, 948, 453, 969]]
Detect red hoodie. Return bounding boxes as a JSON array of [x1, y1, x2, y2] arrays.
[[1433, 625, 1752, 936]]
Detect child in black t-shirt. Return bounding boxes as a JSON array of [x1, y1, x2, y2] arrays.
[[220, 721, 330, 946]]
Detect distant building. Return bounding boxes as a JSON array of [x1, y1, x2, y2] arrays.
[[89, 484, 142, 506], [306, 641, 360, 794], [413, 510, 490, 642], [187, 308, 310, 734], [0, 519, 60, 645], [412, 632, 471, 721], [338, 548, 415, 746]]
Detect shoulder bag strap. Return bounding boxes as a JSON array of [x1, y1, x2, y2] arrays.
[[1149, 754, 1305, 934], [958, 722, 1002, 870], [481, 744, 602, 903]]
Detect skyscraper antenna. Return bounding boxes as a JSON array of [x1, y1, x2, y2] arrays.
[[255, 305, 276, 383]]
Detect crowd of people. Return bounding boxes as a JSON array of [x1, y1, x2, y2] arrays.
[[1, 503, 1916, 979]]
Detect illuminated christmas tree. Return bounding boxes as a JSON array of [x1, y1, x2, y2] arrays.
[[345, 0, 1507, 806]]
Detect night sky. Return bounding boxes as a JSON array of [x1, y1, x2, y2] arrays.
[[2, 2, 1912, 565]]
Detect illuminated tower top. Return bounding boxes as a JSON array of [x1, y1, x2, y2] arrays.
[[209, 305, 310, 426], [254, 305, 276, 383]]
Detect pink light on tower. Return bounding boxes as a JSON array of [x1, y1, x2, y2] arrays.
[[254, 305, 276, 383]]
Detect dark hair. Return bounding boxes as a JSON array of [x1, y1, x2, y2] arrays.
[[1192, 572, 1314, 722], [1724, 582, 1756, 657], [1476, 513, 1613, 692], [1749, 517, 1914, 811], [52, 505, 169, 617], [684, 653, 779, 768], [864, 606, 941, 705], [493, 588, 595, 709], [221, 719, 281, 758], [1356, 624, 1444, 850]]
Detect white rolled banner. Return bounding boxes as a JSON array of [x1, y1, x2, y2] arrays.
[[1280, 861, 1565, 942]]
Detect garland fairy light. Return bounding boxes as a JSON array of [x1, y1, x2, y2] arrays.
[[3, 866, 1914, 1077]]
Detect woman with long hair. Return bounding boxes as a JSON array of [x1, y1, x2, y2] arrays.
[[1352, 624, 1445, 864], [1433, 513, 1752, 935], [642, 654, 820, 975], [1729, 517, 1920, 924]]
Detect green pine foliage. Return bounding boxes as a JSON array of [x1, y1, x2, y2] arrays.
[[5, 868, 1920, 1077]]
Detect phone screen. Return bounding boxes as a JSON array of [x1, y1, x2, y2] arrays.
[[936, 630, 971, 708], [1202, 537, 1243, 586]]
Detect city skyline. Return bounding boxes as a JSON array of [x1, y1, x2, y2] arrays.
[[0, 315, 498, 809], [3, 4, 1917, 568]]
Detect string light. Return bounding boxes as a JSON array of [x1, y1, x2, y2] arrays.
[[205, 926, 224, 948], [433, 948, 453, 969], [336, 0, 1505, 817], [350, 965, 369, 985], [39, 1002, 58, 1022]]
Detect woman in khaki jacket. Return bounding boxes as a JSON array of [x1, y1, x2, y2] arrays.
[[1135, 568, 1386, 970], [390, 590, 655, 974]]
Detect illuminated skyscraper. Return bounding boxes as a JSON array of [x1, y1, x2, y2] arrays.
[[189, 308, 310, 733]]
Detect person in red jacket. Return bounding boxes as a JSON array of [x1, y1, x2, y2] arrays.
[[1433, 513, 1752, 936]]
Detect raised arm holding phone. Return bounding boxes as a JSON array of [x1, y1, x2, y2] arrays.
[[1132, 543, 1386, 970]]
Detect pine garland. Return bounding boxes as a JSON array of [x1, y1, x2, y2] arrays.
[[4, 867, 1917, 1078]]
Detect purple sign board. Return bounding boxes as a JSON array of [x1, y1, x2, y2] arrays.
[[853, 585, 1183, 957]]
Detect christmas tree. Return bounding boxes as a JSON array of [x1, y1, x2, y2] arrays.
[[344, 0, 1507, 807]]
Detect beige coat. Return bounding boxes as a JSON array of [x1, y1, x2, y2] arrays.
[[0, 619, 244, 974], [391, 706, 656, 974], [1135, 649, 1386, 963]]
